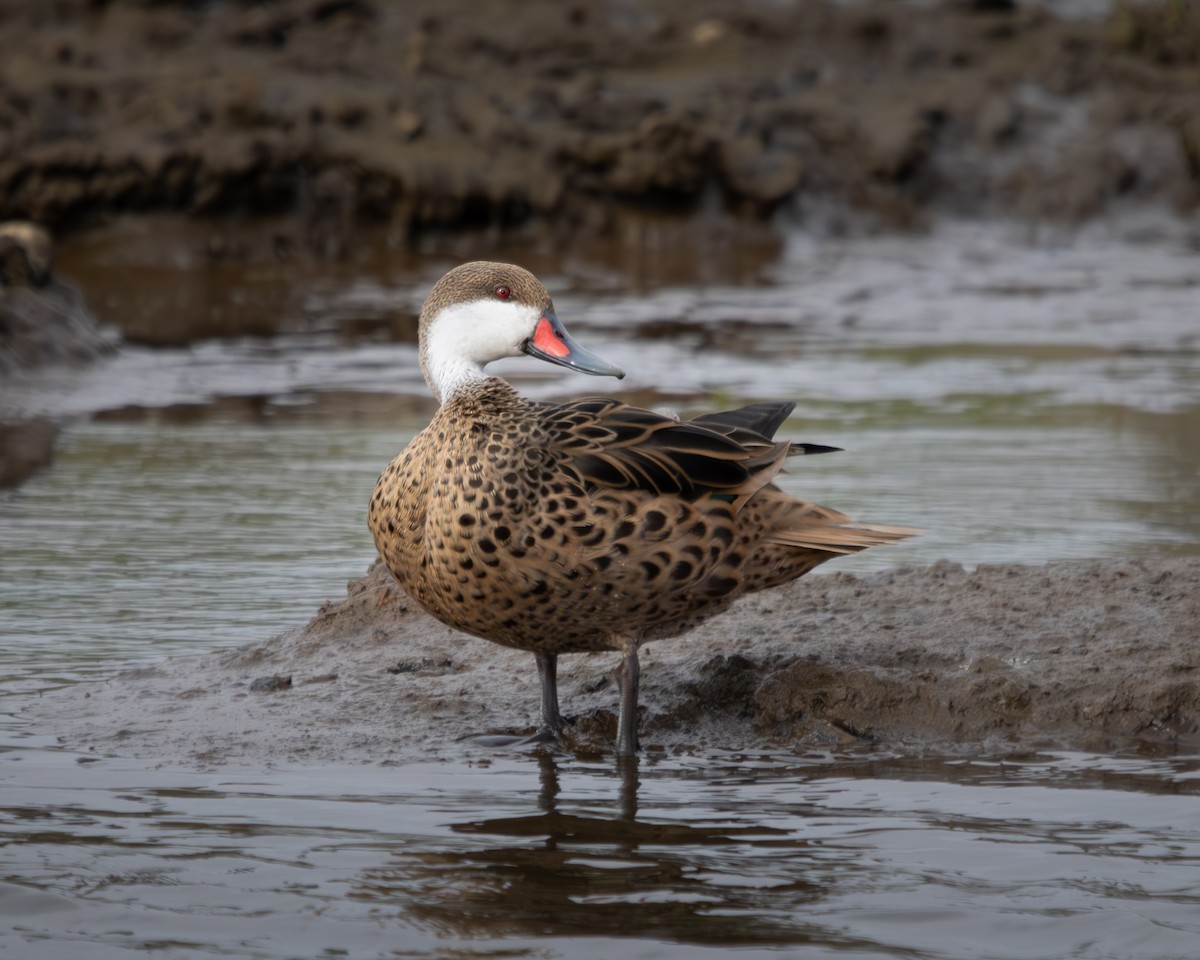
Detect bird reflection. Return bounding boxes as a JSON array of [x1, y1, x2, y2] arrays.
[[353, 752, 831, 947]]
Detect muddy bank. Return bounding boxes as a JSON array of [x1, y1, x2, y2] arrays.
[[2, 1, 1199, 242], [25, 557, 1200, 766]]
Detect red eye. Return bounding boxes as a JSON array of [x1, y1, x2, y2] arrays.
[[494, 285, 511, 301]]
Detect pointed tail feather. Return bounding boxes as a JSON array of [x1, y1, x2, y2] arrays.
[[765, 523, 921, 555], [789, 442, 842, 456]]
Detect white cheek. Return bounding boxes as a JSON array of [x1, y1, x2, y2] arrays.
[[424, 298, 542, 401], [428, 299, 538, 365]]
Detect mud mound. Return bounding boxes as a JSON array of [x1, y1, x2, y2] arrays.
[[27, 557, 1200, 766]]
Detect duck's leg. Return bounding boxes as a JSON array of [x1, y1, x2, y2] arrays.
[[465, 653, 562, 749], [534, 651, 564, 738], [616, 643, 641, 756]]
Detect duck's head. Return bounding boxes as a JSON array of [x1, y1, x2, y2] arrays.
[[418, 261, 625, 403]]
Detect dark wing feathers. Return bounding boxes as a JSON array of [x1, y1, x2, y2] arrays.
[[693, 402, 841, 457], [691, 401, 795, 439], [533, 396, 919, 552], [540, 398, 804, 501]]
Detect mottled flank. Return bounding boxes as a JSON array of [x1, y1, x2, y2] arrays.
[[370, 261, 915, 753]]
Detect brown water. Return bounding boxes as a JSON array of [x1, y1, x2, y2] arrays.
[[2, 216, 1199, 957]]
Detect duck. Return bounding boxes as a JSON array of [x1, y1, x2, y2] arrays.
[[369, 261, 915, 755]]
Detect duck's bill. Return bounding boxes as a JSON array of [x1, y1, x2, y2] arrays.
[[524, 310, 625, 379]]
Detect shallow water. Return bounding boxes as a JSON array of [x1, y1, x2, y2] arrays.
[[3, 731, 1199, 960], [0, 421, 395, 694], [2, 218, 1199, 956]]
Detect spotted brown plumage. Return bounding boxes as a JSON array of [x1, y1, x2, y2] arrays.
[[369, 261, 916, 755]]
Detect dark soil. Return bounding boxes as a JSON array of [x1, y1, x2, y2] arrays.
[[2, 0, 1199, 244]]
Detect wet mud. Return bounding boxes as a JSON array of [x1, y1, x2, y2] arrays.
[[1, 0, 1198, 244], [0, 417, 58, 487], [27, 557, 1200, 765]]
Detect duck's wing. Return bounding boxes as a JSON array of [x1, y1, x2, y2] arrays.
[[691, 401, 842, 457], [537, 397, 789, 502], [690, 401, 796, 439]]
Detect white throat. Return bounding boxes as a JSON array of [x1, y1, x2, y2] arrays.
[[422, 298, 540, 403]]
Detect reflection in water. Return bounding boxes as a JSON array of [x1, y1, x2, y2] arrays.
[[355, 753, 842, 948]]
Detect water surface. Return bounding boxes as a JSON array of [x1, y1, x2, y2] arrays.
[[3, 734, 1199, 960], [2, 218, 1198, 958]]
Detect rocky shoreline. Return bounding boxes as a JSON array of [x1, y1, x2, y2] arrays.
[[26, 557, 1200, 766]]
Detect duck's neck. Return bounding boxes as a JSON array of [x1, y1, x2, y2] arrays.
[[417, 324, 521, 409], [422, 352, 489, 405]]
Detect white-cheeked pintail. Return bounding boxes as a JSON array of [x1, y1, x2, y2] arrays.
[[369, 261, 915, 755]]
